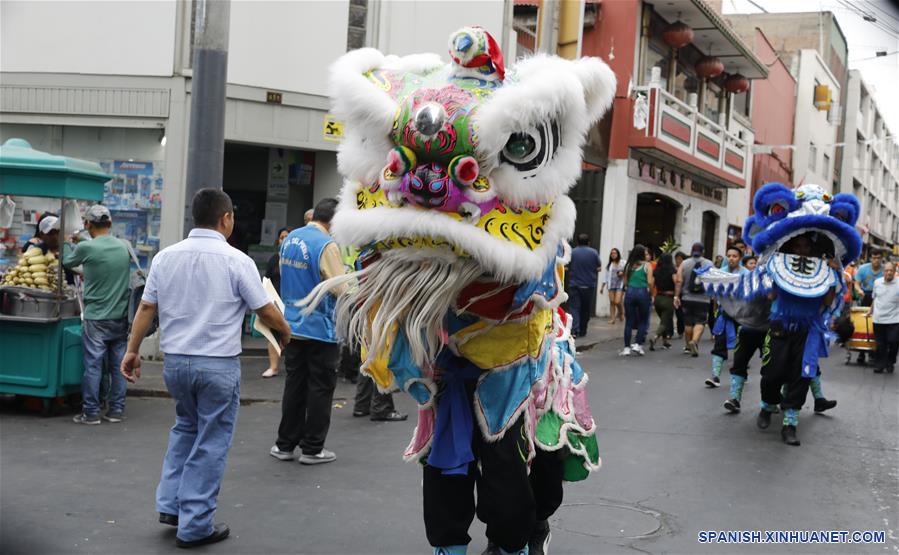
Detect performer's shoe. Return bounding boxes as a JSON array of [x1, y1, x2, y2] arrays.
[[481, 543, 528, 555], [874, 366, 885, 374], [756, 409, 772, 429], [370, 411, 408, 422], [528, 519, 552, 555], [704, 376, 720, 388], [723, 398, 741, 413], [814, 398, 837, 413], [780, 425, 801, 446]]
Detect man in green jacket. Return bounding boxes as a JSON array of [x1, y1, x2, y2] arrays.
[[64, 205, 131, 424]]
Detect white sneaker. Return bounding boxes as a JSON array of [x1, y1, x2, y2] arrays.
[[618, 346, 632, 356], [269, 445, 296, 461], [299, 448, 337, 465], [631, 343, 645, 356]]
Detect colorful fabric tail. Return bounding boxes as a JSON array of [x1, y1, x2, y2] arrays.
[[427, 351, 482, 475], [783, 408, 799, 427], [729, 375, 746, 401], [711, 355, 725, 378], [801, 319, 828, 378], [809, 374, 823, 399], [712, 313, 737, 349]]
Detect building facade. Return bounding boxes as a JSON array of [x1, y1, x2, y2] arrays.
[[0, 0, 509, 266], [791, 49, 841, 190], [839, 70, 899, 254]]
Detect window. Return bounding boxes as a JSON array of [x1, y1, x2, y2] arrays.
[[703, 79, 723, 122], [731, 86, 751, 119], [823, 153, 830, 176], [809, 144, 818, 172], [812, 79, 821, 107]]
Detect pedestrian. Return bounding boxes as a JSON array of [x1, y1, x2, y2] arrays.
[[262, 227, 291, 378], [269, 197, 346, 465], [601, 248, 624, 324], [23, 213, 60, 254], [120, 188, 291, 548], [673, 251, 687, 337], [743, 254, 757, 272], [649, 252, 676, 351], [566, 233, 602, 338], [713, 254, 724, 269], [855, 250, 884, 307], [870, 261, 899, 374], [64, 205, 131, 425], [854, 251, 884, 364], [619, 244, 654, 356], [706, 246, 746, 388], [304, 208, 313, 225], [674, 242, 712, 357]]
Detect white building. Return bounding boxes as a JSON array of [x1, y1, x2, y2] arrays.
[[838, 69, 899, 254], [791, 49, 841, 191], [0, 0, 508, 266]]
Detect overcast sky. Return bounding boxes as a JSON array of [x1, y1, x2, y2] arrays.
[[723, 0, 899, 136]]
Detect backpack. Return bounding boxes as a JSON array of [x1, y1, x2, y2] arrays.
[[686, 259, 707, 294]]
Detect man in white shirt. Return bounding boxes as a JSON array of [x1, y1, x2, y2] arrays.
[[869, 262, 898, 374], [121, 188, 291, 548]]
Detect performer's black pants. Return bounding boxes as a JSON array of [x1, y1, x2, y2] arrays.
[[759, 323, 811, 411], [730, 327, 768, 378], [422, 414, 564, 551]]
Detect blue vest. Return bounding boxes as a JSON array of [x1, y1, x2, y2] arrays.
[[279, 224, 337, 343]]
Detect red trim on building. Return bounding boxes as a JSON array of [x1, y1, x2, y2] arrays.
[[629, 134, 745, 187], [660, 115, 692, 146], [697, 134, 721, 159], [725, 149, 745, 172]]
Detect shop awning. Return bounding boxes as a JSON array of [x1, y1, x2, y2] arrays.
[[647, 0, 769, 79]]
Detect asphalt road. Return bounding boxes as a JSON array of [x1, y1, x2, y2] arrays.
[[1, 336, 897, 554]]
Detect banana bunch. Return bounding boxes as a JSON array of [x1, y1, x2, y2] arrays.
[[2, 246, 59, 291]]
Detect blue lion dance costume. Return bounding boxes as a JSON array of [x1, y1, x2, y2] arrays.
[[699, 183, 862, 445]]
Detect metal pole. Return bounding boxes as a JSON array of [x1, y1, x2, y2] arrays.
[[183, 0, 230, 236], [537, 0, 559, 55]]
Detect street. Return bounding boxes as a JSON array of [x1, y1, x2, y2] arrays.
[[1, 332, 897, 554]]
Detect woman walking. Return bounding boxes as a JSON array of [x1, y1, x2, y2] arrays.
[[649, 253, 676, 350], [620, 244, 654, 356], [262, 227, 291, 378], [602, 248, 625, 324]]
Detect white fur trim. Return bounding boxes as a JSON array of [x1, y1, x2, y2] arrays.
[[333, 188, 577, 283]]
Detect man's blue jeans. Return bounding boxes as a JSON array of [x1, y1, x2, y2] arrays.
[[156, 355, 240, 542], [81, 318, 128, 416]]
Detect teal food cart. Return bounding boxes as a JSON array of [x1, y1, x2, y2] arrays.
[[0, 138, 110, 414]]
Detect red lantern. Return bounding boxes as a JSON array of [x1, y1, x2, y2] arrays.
[[724, 73, 750, 93], [662, 21, 694, 49], [695, 55, 724, 79]]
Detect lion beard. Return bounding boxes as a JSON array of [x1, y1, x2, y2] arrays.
[[296, 249, 485, 372]]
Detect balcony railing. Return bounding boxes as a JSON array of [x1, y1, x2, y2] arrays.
[[633, 85, 749, 184]]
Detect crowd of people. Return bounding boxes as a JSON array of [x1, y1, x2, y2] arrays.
[[567, 236, 898, 447]]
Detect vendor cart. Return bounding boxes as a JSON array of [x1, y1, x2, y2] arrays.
[[845, 306, 877, 364], [0, 138, 110, 414]]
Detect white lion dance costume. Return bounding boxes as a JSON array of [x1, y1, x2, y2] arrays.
[[304, 27, 615, 554]]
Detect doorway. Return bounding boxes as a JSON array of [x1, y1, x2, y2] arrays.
[[634, 192, 680, 257], [701, 210, 719, 259]]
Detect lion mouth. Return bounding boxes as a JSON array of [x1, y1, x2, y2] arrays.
[[777, 230, 836, 260]]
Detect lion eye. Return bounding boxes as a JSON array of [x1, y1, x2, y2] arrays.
[[769, 204, 786, 216], [503, 133, 536, 160]]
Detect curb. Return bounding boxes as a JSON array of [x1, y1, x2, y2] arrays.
[[126, 388, 348, 406]]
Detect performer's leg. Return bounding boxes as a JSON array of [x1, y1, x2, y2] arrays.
[[757, 329, 785, 429], [476, 417, 536, 553], [780, 331, 810, 446], [527, 448, 565, 554], [423, 463, 477, 551], [811, 369, 837, 413]]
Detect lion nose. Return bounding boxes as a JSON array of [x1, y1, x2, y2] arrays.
[[414, 103, 446, 138]]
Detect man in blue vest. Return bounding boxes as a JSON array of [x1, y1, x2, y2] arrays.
[[269, 198, 345, 465]]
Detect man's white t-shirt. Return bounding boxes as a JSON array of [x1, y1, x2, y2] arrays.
[[871, 277, 899, 324]]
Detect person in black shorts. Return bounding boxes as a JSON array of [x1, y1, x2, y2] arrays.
[[674, 243, 712, 357]]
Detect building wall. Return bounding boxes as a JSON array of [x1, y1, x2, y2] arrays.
[[792, 50, 839, 190], [228, 1, 349, 96], [373, 1, 507, 60], [1, 1, 178, 76]]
